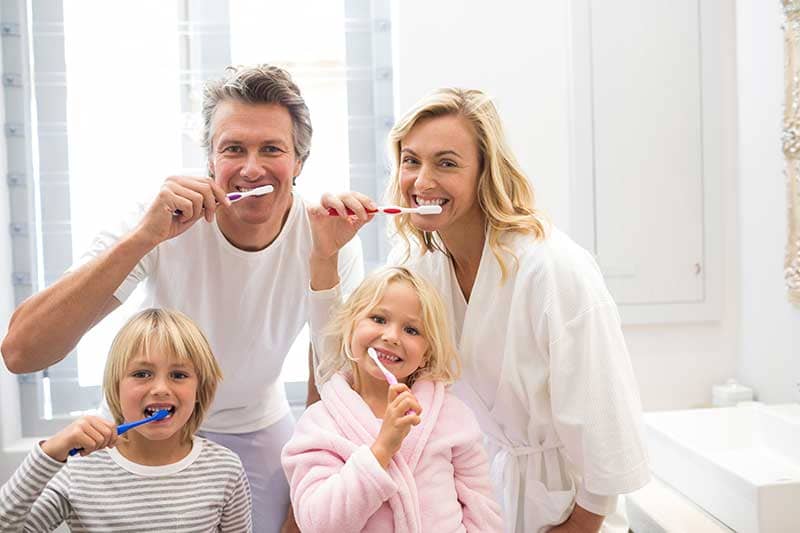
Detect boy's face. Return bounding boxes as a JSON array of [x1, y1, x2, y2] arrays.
[[118, 347, 198, 442]]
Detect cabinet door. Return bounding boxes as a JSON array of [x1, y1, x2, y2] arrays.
[[569, 0, 725, 323]]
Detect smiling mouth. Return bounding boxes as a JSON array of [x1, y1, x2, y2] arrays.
[[375, 349, 403, 364], [413, 195, 448, 208]]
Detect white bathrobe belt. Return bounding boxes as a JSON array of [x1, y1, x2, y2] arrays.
[[486, 434, 565, 533]]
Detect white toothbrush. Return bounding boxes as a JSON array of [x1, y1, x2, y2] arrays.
[[173, 185, 273, 216], [328, 204, 442, 216]]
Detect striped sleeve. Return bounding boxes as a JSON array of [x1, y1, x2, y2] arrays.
[[219, 466, 253, 532], [0, 443, 70, 532]]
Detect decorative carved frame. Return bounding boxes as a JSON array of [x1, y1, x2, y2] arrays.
[[783, 0, 800, 304]]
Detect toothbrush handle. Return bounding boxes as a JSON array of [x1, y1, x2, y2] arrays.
[[327, 207, 379, 216], [68, 416, 155, 456]]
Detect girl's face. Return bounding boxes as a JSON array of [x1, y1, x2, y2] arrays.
[[350, 281, 430, 384], [398, 114, 484, 234], [118, 346, 198, 443]]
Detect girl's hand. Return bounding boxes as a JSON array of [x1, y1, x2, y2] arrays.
[[41, 415, 118, 462], [307, 191, 377, 260], [370, 384, 422, 468], [134, 176, 230, 248]]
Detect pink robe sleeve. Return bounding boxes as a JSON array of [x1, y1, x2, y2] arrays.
[[282, 408, 398, 532], [449, 400, 505, 532]]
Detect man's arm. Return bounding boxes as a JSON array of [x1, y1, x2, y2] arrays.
[[2, 175, 230, 374], [1, 232, 153, 373]]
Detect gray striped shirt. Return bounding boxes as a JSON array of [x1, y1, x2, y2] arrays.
[[0, 437, 252, 532]]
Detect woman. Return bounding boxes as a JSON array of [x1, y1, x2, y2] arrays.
[[310, 88, 649, 532]]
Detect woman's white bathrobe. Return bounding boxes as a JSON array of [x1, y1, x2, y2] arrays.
[[390, 228, 650, 533]]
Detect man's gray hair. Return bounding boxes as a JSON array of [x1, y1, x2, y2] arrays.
[[201, 64, 312, 163]]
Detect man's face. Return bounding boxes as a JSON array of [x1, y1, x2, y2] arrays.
[[208, 100, 303, 227]]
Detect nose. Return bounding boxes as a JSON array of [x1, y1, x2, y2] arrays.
[[381, 324, 402, 346], [414, 163, 435, 193], [240, 153, 266, 181], [150, 374, 172, 396]]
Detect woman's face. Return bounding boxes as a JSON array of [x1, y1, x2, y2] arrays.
[[398, 114, 484, 234]]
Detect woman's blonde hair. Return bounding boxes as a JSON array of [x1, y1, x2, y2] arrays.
[[316, 267, 460, 389], [386, 88, 549, 281], [103, 308, 223, 443]]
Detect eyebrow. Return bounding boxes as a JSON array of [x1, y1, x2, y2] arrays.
[[400, 147, 462, 159], [127, 359, 192, 370], [216, 136, 290, 148]]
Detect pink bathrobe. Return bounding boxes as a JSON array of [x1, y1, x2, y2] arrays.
[[282, 372, 503, 532]]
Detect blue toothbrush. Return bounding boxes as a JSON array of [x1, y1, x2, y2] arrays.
[[68, 409, 170, 457]]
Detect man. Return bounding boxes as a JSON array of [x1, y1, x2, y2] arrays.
[[1, 65, 363, 532]]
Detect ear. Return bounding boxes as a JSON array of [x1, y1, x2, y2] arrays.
[[293, 159, 303, 179], [207, 159, 215, 179]]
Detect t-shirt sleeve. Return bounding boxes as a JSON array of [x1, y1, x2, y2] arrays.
[[0, 443, 71, 531], [70, 201, 156, 303], [337, 235, 364, 297]]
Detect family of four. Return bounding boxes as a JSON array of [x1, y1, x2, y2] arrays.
[[1, 64, 649, 533]]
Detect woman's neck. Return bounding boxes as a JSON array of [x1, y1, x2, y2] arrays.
[[115, 432, 193, 467], [439, 221, 486, 301]]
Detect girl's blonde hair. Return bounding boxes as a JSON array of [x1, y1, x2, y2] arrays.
[[103, 308, 223, 443], [386, 88, 549, 281], [316, 267, 460, 389]]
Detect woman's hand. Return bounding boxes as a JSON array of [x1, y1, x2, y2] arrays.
[[134, 176, 230, 249], [308, 191, 376, 260], [370, 384, 422, 468], [40, 415, 118, 462]]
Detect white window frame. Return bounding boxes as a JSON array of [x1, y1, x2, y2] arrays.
[[2, 0, 394, 439]]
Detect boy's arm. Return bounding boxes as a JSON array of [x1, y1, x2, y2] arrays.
[[219, 467, 253, 533], [0, 444, 71, 532]]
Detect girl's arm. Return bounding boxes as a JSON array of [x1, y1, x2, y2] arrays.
[[450, 403, 504, 532], [282, 413, 399, 533], [0, 444, 71, 532], [219, 467, 253, 533]]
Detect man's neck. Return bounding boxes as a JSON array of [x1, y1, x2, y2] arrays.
[[217, 194, 294, 251]]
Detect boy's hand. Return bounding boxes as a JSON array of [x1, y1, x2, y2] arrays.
[[371, 383, 422, 468], [41, 415, 118, 462]]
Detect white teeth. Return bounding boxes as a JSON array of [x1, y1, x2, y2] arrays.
[[379, 353, 401, 363], [416, 197, 446, 206]]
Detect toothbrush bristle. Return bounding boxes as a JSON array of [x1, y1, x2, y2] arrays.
[[152, 409, 170, 420], [417, 205, 442, 214]]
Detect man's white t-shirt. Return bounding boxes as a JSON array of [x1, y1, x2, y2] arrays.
[[78, 195, 363, 433]]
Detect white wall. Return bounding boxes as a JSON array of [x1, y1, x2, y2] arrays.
[[392, 0, 741, 410], [736, 0, 800, 403]]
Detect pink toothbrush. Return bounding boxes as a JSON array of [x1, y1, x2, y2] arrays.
[[367, 347, 416, 416], [327, 205, 442, 216]]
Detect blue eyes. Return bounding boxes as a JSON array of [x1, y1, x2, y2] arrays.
[[369, 315, 420, 336], [400, 157, 456, 168]]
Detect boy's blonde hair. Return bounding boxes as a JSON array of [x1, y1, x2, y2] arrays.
[[386, 88, 549, 281], [316, 267, 461, 389], [103, 308, 223, 443]]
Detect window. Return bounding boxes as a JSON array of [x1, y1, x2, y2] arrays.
[[4, 0, 393, 435]]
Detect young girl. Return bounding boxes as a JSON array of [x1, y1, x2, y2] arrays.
[[0, 308, 252, 532], [281, 266, 503, 532]]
